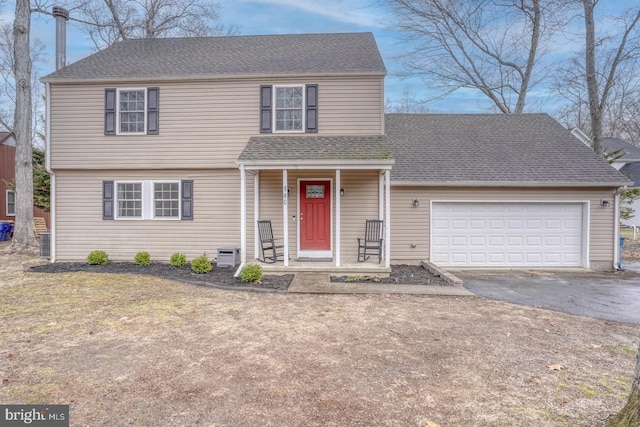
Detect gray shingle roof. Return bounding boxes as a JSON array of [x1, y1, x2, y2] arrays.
[[619, 162, 640, 187], [42, 33, 386, 82], [237, 135, 393, 165], [386, 113, 629, 186], [603, 137, 640, 161]]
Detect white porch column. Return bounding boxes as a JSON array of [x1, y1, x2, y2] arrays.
[[240, 165, 247, 265], [283, 169, 289, 267], [335, 169, 341, 267], [384, 170, 391, 268], [379, 172, 384, 220], [254, 171, 260, 260]]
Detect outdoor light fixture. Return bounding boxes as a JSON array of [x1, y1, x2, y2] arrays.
[[412, 198, 420, 207], [601, 199, 610, 207], [340, 188, 345, 197]]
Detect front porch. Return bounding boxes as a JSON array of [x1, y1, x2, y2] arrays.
[[236, 134, 395, 272]]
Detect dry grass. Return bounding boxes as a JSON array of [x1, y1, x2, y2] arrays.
[[1, 247, 639, 426]]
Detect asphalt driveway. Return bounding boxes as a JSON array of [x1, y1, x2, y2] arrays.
[[460, 265, 640, 325]]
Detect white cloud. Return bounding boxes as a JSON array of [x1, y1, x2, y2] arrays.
[[236, 0, 385, 28]]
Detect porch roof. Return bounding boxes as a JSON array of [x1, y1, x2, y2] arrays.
[[237, 135, 394, 169]]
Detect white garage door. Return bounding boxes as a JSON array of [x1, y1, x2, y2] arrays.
[[431, 202, 584, 267]]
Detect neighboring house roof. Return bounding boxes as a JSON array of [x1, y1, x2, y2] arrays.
[[0, 132, 15, 146], [237, 135, 394, 167], [602, 137, 640, 162], [619, 162, 640, 187], [386, 113, 629, 187], [42, 33, 386, 83]]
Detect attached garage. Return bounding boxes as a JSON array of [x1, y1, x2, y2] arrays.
[[431, 202, 587, 267]]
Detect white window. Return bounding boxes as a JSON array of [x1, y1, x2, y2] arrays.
[[6, 190, 15, 216], [118, 89, 146, 134], [114, 181, 181, 220], [274, 85, 304, 132], [117, 182, 142, 218], [154, 182, 179, 218]]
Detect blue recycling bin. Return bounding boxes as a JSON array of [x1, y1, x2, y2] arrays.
[[0, 222, 9, 241], [619, 236, 625, 268]]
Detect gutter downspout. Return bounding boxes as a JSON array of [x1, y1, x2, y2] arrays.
[[45, 82, 55, 262]]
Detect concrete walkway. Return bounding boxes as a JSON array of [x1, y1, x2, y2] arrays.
[[288, 272, 473, 296]]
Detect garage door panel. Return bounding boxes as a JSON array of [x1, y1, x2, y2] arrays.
[[452, 236, 467, 246], [432, 202, 583, 267]]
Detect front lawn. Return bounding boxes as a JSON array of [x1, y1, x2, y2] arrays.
[[1, 248, 639, 426]]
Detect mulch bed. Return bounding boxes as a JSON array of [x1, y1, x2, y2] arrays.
[[331, 264, 451, 286], [28, 262, 293, 292], [28, 261, 451, 290]]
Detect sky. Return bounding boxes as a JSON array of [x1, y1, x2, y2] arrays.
[[6, 0, 640, 114]]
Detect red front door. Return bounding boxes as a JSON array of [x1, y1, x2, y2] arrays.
[[300, 181, 331, 251]]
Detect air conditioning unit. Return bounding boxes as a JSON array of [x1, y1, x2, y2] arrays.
[[217, 247, 240, 267]]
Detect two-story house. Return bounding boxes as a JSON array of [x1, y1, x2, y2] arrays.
[[42, 33, 628, 271]]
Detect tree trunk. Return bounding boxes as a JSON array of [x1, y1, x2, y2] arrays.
[[582, 0, 603, 156], [607, 342, 640, 426], [10, 0, 38, 250]]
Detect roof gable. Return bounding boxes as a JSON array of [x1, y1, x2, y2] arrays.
[[42, 33, 386, 82], [386, 113, 629, 187]]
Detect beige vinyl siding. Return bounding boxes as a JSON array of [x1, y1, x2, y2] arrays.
[[50, 76, 383, 170], [54, 169, 254, 261], [390, 187, 617, 270], [254, 170, 379, 262], [338, 171, 380, 261]]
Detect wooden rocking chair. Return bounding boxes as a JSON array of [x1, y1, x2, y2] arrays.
[[257, 220, 285, 263], [357, 219, 384, 263]]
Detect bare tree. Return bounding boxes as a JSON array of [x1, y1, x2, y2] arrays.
[[11, 0, 38, 249], [0, 23, 45, 141], [581, 1, 640, 155], [66, 0, 237, 50], [385, 88, 431, 113], [386, 0, 557, 113]]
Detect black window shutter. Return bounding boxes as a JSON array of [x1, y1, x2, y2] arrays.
[[104, 88, 116, 135], [181, 180, 193, 220], [260, 85, 272, 133], [103, 181, 114, 220], [306, 84, 318, 133], [147, 87, 159, 135]]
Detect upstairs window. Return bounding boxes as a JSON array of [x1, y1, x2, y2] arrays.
[[105, 87, 159, 135], [260, 84, 317, 134], [275, 86, 303, 131], [119, 89, 146, 133]]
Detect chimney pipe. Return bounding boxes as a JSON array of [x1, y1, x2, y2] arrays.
[[52, 6, 69, 71]]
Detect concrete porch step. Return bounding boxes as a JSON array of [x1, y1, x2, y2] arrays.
[[287, 273, 473, 296], [260, 264, 390, 276]]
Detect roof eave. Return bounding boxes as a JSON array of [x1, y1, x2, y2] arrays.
[[237, 159, 394, 170], [41, 70, 387, 84], [390, 180, 630, 188]]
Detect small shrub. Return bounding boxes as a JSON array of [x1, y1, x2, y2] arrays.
[[191, 255, 212, 274], [240, 264, 263, 283], [133, 251, 151, 266], [345, 275, 365, 282], [170, 252, 187, 267], [87, 250, 109, 265]]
